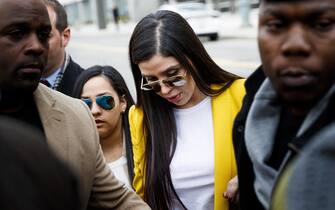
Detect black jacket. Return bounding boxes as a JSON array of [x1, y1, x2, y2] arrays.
[[57, 58, 84, 97], [233, 66, 335, 210]]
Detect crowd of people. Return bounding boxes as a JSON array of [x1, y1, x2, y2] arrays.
[[0, 0, 334, 210]]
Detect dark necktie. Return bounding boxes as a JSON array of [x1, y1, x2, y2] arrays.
[[40, 79, 51, 88]]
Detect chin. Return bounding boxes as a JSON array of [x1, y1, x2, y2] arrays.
[[281, 93, 318, 110], [22, 82, 40, 93], [7, 80, 39, 94]]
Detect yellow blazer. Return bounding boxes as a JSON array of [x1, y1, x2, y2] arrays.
[[129, 79, 245, 210]]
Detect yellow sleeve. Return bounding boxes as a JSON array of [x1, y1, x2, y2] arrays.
[[230, 78, 246, 109], [212, 79, 246, 210], [128, 105, 146, 198]]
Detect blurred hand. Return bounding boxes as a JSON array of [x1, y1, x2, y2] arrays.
[[223, 176, 239, 204]]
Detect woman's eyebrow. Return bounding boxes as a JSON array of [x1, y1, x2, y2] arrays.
[[163, 65, 182, 74], [142, 64, 182, 78]]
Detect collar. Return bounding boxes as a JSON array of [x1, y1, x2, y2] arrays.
[[41, 52, 70, 90], [244, 65, 266, 98], [245, 79, 335, 208], [41, 68, 61, 87]]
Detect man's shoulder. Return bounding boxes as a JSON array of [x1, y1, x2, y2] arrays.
[[35, 84, 87, 114], [211, 79, 246, 105], [229, 78, 246, 93], [245, 66, 266, 95], [66, 58, 84, 73]]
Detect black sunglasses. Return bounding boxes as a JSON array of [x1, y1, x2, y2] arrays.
[[140, 73, 187, 93], [82, 95, 115, 110]]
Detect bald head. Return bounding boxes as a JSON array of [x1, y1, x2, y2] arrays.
[[0, 0, 49, 17]]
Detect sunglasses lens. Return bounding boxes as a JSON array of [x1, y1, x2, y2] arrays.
[[82, 99, 92, 108], [142, 82, 161, 92], [96, 95, 115, 110], [166, 76, 186, 87], [141, 74, 186, 92], [151, 83, 161, 92]]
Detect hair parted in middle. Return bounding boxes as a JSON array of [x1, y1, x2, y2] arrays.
[[129, 10, 240, 210]]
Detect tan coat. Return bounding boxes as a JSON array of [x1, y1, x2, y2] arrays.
[[33, 84, 150, 210]]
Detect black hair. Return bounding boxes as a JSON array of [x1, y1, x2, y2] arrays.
[[72, 65, 135, 183], [0, 117, 81, 210], [129, 10, 240, 210], [44, 0, 68, 32]]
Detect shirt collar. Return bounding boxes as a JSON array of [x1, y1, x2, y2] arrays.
[[41, 68, 61, 87]]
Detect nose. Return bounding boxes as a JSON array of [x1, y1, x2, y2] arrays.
[[281, 24, 311, 57], [159, 82, 173, 95], [24, 33, 46, 56], [90, 102, 102, 116]]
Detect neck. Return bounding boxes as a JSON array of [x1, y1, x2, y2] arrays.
[[284, 99, 317, 118], [100, 121, 124, 162], [0, 88, 30, 113], [188, 86, 207, 108], [42, 53, 66, 78], [289, 106, 310, 118]]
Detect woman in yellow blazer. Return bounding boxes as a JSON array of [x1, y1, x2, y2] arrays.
[[128, 10, 245, 210]]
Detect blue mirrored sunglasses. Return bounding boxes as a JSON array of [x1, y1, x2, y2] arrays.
[[82, 95, 115, 110]]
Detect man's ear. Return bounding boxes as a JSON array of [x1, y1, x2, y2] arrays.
[[62, 27, 71, 47]]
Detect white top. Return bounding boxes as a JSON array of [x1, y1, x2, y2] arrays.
[[171, 96, 215, 210], [108, 155, 131, 189], [107, 138, 131, 189]]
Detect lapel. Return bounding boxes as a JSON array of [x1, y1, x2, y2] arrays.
[[211, 81, 245, 210], [33, 84, 69, 159], [58, 58, 84, 96], [212, 88, 234, 210]]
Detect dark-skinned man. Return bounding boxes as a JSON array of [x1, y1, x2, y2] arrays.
[[0, 0, 150, 209], [233, 0, 335, 209]]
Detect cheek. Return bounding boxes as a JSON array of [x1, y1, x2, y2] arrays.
[[182, 80, 196, 98], [106, 109, 122, 124], [258, 37, 281, 78], [318, 45, 335, 70], [259, 39, 275, 64], [0, 52, 17, 83], [48, 36, 61, 50]]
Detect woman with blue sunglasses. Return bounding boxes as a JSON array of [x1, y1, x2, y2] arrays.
[[128, 10, 246, 210], [73, 65, 135, 189]]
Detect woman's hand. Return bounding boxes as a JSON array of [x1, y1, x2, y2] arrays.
[[223, 176, 239, 204]]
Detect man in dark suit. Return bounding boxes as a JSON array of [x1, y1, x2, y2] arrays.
[[40, 0, 83, 96]]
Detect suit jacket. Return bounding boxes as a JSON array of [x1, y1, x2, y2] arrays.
[[129, 79, 245, 210], [34, 84, 150, 210], [57, 57, 84, 97]]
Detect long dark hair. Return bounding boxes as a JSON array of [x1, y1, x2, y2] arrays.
[[72, 65, 135, 182], [129, 10, 240, 209]]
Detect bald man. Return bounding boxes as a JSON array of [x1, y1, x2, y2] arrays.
[[0, 0, 150, 209]]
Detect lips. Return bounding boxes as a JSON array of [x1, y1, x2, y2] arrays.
[[166, 93, 181, 104], [17, 63, 43, 80], [95, 119, 105, 127], [279, 68, 317, 88]]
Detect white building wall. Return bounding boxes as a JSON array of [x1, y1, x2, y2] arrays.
[[61, 0, 165, 25], [127, 0, 161, 21]]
